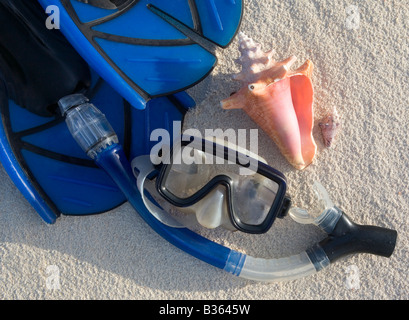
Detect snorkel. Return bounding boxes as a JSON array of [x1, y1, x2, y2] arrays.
[[59, 94, 397, 282]]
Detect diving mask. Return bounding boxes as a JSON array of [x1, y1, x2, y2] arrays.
[[133, 136, 291, 234]]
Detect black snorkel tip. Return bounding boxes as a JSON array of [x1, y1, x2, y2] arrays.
[[318, 212, 397, 264]]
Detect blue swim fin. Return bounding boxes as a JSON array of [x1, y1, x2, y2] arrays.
[[37, 0, 243, 108], [0, 0, 195, 224]]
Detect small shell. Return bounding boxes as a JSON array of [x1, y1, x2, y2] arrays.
[[319, 114, 341, 147]]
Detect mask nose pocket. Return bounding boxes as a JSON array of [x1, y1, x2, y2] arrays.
[[188, 186, 232, 230]]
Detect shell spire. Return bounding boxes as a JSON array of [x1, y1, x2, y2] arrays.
[[233, 32, 276, 84]]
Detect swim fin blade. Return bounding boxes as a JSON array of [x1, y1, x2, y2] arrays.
[[37, 0, 243, 108]]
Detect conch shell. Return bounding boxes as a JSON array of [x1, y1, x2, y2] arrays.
[[221, 32, 317, 170]]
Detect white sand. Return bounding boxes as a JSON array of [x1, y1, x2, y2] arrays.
[[0, 0, 408, 299]]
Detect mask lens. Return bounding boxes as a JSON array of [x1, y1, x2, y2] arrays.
[[163, 149, 208, 198], [232, 174, 278, 226], [163, 146, 229, 198]]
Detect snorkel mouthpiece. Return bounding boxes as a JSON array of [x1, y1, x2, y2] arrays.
[[317, 211, 397, 263], [58, 94, 118, 159], [290, 182, 397, 270]]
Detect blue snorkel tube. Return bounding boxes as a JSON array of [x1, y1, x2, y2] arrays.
[[59, 94, 397, 282]]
